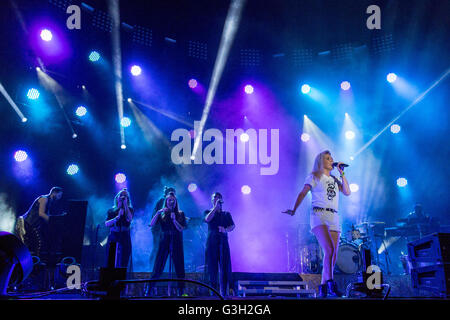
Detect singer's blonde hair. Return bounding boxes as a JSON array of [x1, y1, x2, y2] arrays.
[[311, 150, 331, 180]]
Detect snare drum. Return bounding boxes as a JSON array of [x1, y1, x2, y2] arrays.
[[335, 243, 362, 274]]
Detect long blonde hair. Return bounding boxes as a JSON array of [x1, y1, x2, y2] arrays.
[[311, 150, 331, 180]]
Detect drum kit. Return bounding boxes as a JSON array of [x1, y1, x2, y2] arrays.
[[296, 222, 388, 275]]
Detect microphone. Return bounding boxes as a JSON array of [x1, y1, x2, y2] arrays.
[[332, 162, 349, 169], [218, 199, 224, 204]]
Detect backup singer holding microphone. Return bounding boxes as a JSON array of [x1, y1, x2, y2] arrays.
[[149, 192, 187, 296], [105, 188, 134, 269], [283, 150, 350, 298], [204, 192, 235, 296]]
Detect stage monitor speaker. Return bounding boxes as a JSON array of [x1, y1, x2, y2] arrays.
[[411, 264, 450, 297], [407, 233, 450, 267], [0, 231, 33, 296]]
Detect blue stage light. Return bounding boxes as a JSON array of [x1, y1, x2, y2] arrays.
[[67, 164, 79, 175], [14, 150, 28, 162], [391, 124, 401, 134], [387, 73, 397, 83], [121, 117, 131, 127], [130, 65, 142, 76], [301, 133, 310, 142], [188, 183, 197, 192], [341, 81, 351, 91], [27, 88, 40, 100], [75, 106, 87, 117], [89, 51, 100, 62], [301, 84, 310, 94], [397, 178, 407, 187], [345, 130, 355, 140], [115, 173, 127, 183]]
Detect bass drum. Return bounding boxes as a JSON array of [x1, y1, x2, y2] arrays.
[[335, 243, 362, 274]]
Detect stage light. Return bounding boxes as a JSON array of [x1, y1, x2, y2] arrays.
[[240, 133, 249, 142], [89, 51, 100, 62], [345, 130, 355, 140], [188, 79, 198, 89], [130, 65, 142, 76], [301, 84, 311, 94], [349, 156, 354, 161], [301, 133, 310, 142], [40, 29, 53, 42], [66, 164, 79, 176], [241, 185, 251, 195], [14, 150, 28, 162], [244, 85, 254, 94], [390, 124, 401, 134], [81, 85, 86, 90], [120, 117, 131, 127], [127, 98, 132, 102], [349, 183, 359, 193], [75, 106, 87, 117], [188, 183, 197, 192], [397, 178, 407, 187], [387, 73, 397, 83], [26, 88, 40, 100], [115, 173, 127, 183], [303, 114, 308, 119], [341, 81, 351, 91], [72, 133, 78, 139], [121, 144, 126, 150], [345, 112, 349, 118], [22, 118, 28, 123]]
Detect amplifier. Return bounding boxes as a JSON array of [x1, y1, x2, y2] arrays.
[[407, 233, 450, 267], [410, 264, 450, 297]]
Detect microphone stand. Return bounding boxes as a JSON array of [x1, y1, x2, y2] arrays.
[[168, 215, 174, 297]]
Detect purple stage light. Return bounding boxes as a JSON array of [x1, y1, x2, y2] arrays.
[[241, 185, 251, 195], [301, 133, 310, 142], [14, 150, 28, 162], [40, 29, 53, 41], [244, 85, 254, 94], [115, 173, 127, 183], [240, 133, 249, 142], [188, 79, 198, 89], [130, 65, 142, 76]]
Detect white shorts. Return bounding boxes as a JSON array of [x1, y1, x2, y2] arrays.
[[310, 209, 341, 233]]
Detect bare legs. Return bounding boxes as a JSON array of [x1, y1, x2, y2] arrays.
[[312, 225, 340, 284]]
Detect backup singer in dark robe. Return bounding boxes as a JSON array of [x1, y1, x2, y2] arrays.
[[105, 188, 134, 269], [15, 186, 63, 259], [204, 192, 235, 296], [149, 192, 187, 296]]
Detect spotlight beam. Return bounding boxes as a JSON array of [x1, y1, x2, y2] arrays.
[[192, 0, 247, 159], [0, 82, 27, 121], [131, 99, 194, 128], [36, 69, 77, 137], [353, 67, 450, 159], [109, 0, 126, 149]]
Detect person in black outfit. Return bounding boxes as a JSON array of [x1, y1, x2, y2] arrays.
[[148, 192, 186, 296], [105, 188, 134, 269], [204, 192, 235, 296], [149, 187, 176, 267], [15, 186, 63, 259]]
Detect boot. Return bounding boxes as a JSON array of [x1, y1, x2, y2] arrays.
[[327, 279, 343, 297], [318, 283, 328, 298]]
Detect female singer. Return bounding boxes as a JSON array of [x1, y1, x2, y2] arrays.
[[149, 191, 187, 296], [105, 188, 134, 269], [283, 150, 350, 298], [204, 192, 235, 296]]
